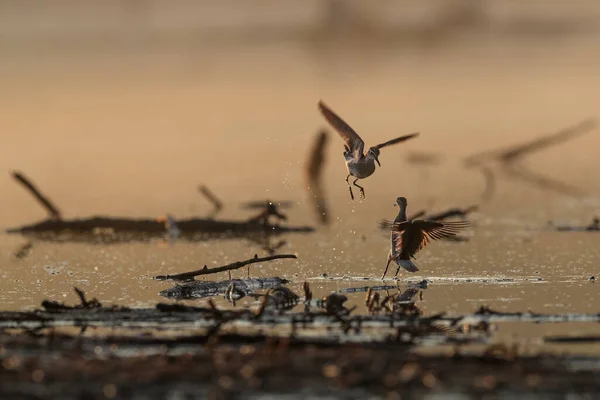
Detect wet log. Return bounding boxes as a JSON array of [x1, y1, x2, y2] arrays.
[[6, 216, 314, 243], [159, 277, 289, 299]]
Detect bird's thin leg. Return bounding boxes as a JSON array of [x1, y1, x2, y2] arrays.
[[345, 174, 354, 201], [382, 256, 392, 280], [353, 178, 365, 199]]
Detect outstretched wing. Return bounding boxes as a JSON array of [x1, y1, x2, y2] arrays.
[[378, 209, 427, 231], [390, 221, 410, 256], [375, 132, 419, 149], [391, 220, 469, 257], [318, 100, 365, 157]]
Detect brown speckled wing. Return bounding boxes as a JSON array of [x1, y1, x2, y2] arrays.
[[318, 100, 365, 157], [392, 220, 469, 257]]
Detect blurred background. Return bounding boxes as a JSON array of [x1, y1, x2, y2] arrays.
[[1, 0, 600, 223]]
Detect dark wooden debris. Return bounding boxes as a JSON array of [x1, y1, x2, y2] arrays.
[[198, 184, 223, 218], [7, 215, 314, 243], [159, 277, 289, 300], [258, 287, 300, 312], [241, 199, 294, 210], [12, 171, 62, 220], [245, 201, 289, 225], [544, 335, 600, 343], [7, 173, 314, 243], [40, 287, 124, 313]]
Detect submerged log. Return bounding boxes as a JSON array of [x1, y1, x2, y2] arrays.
[[160, 277, 289, 299]]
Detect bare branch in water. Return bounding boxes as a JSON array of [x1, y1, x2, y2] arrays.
[[305, 129, 330, 225], [12, 171, 62, 220], [198, 185, 223, 218], [154, 254, 297, 282], [14, 241, 34, 259]]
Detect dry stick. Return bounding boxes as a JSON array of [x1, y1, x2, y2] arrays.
[[154, 254, 297, 282], [12, 171, 62, 220], [198, 185, 223, 218], [74, 287, 88, 307]]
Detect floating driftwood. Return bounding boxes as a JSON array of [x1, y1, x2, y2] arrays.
[[160, 277, 289, 299], [2, 296, 599, 341], [156, 255, 297, 300], [7, 172, 314, 243]]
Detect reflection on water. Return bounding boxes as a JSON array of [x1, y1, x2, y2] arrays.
[[1, 31, 600, 359]]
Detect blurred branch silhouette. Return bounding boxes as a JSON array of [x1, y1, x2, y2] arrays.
[[198, 185, 223, 219], [12, 171, 62, 220], [305, 129, 331, 225], [463, 119, 597, 201]]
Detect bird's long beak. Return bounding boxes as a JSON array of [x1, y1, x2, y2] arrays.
[[375, 155, 381, 167]]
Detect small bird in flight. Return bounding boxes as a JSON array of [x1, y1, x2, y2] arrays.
[[318, 101, 419, 200], [383, 197, 470, 279]]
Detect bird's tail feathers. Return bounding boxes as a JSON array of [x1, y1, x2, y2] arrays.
[[398, 259, 419, 273]]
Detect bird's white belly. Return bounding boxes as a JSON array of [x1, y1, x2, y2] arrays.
[[347, 160, 376, 179]]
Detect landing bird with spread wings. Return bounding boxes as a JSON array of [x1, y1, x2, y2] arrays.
[[318, 101, 419, 200], [382, 197, 470, 279]]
